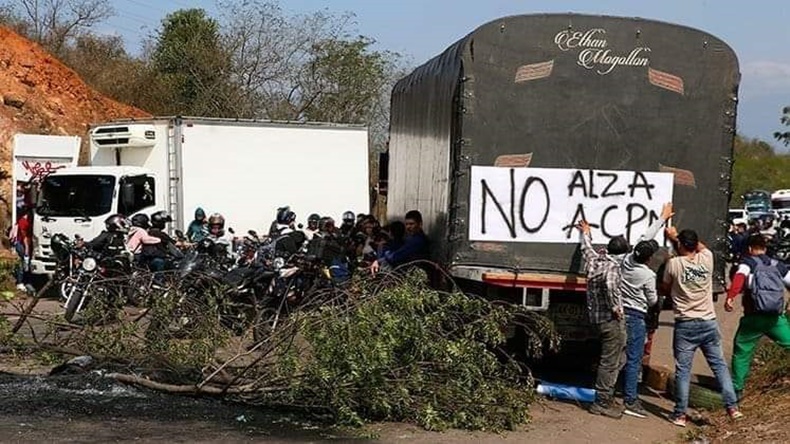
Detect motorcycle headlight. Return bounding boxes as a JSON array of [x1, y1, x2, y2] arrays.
[[273, 257, 285, 270], [81, 257, 97, 272]]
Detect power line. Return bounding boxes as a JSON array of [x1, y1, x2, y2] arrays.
[[119, 0, 172, 17], [115, 8, 157, 25]]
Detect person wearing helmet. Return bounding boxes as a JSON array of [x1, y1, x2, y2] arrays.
[[270, 207, 297, 237], [150, 210, 173, 230], [303, 213, 321, 240], [143, 211, 183, 271], [126, 213, 161, 256], [81, 214, 130, 255], [340, 211, 356, 237], [268, 206, 289, 237], [187, 207, 208, 243], [207, 213, 227, 239], [315, 217, 336, 238], [206, 213, 234, 253]]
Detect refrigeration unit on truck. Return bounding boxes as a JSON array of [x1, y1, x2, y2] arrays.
[[381, 14, 739, 341], [30, 117, 370, 275]]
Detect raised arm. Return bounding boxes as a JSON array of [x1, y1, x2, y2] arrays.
[[576, 220, 600, 263], [638, 202, 675, 243]]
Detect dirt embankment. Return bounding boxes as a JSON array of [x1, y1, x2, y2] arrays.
[[0, 26, 150, 234]]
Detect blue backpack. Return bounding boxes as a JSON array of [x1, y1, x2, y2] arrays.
[[748, 256, 786, 314]]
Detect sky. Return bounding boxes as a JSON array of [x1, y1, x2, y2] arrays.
[[101, 0, 790, 147]]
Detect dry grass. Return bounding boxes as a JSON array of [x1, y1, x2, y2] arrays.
[[706, 340, 790, 443]]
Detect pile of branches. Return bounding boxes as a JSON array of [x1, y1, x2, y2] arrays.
[[2, 268, 560, 432]]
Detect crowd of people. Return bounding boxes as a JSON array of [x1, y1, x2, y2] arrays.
[[47, 206, 431, 281], [579, 202, 790, 427], [8, 190, 787, 429], [728, 215, 790, 262]]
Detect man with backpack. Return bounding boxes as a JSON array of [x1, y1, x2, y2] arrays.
[[725, 234, 790, 400]]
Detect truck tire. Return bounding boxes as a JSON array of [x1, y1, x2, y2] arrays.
[[666, 377, 724, 410]]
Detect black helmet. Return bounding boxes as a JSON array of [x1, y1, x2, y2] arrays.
[[50, 233, 70, 261], [342, 211, 355, 224], [277, 207, 296, 225], [150, 210, 172, 229], [308, 213, 321, 225], [105, 214, 129, 233], [318, 216, 335, 233], [131, 213, 150, 229]]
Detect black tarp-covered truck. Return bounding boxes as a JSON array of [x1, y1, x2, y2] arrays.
[[381, 14, 739, 341]]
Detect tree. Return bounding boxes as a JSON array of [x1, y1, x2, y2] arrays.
[[302, 37, 398, 125], [59, 33, 138, 100], [774, 106, 790, 147], [151, 8, 240, 117], [0, 0, 114, 56], [218, 0, 406, 149], [730, 135, 790, 205]]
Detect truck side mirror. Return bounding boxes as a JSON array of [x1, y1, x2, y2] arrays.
[[121, 183, 135, 209]]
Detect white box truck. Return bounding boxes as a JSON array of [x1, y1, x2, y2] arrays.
[[12, 134, 81, 222], [30, 117, 370, 275]]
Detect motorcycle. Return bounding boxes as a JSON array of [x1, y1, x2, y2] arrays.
[[145, 237, 230, 339], [770, 228, 790, 264], [253, 252, 337, 336], [232, 230, 264, 267], [51, 234, 130, 323]]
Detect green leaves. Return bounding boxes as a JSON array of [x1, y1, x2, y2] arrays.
[[279, 271, 558, 431], [731, 134, 790, 205], [774, 106, 790, 147], [150, 8, 238, 117]]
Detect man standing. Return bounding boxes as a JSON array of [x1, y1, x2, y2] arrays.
[[662, 228, 742, 427], [575, 220, 628, 418], [620, 202, 674, 418], [10, 205, 32, 292], [725, 234, 790, 400]]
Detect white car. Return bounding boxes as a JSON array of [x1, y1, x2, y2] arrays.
[[728, 208, 746, 223]]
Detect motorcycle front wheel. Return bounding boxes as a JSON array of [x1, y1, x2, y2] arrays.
[[64, 285, 84, 322]]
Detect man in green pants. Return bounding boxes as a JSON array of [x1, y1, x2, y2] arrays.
[[725, 234, 790, 399]]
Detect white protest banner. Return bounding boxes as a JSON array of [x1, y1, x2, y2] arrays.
[[469, 166, 674, 245]]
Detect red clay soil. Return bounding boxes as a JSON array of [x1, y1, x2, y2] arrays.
[[0, 26, 150, 236]]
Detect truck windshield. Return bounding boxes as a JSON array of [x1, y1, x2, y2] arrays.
[[38, 175, 115, 217], [772, 200, 790, 210], [746, 204, 770, 214]]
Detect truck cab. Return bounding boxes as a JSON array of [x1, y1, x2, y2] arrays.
[[771, 189, 790, 220], [30, 166, 161, 275], [743, 189, 773, 224]]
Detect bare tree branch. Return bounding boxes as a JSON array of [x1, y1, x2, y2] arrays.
[[9, 0, 114, 55]]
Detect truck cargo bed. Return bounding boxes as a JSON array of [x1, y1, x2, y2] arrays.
[[387, 14, 739, 289]]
